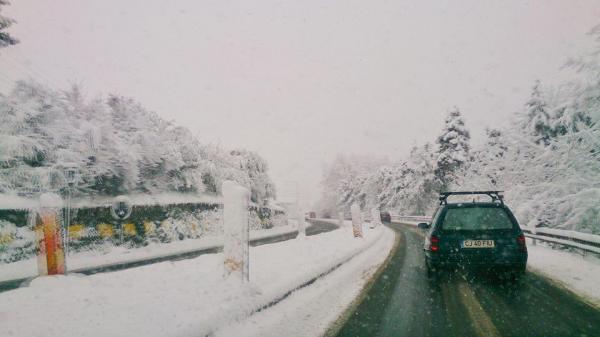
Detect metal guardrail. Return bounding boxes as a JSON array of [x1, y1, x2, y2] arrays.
[[390, 215, 431, 224], [391, 214, 600, 255], [521, 227, 600, 255]]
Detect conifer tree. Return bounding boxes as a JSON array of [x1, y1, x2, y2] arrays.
[[0, 0, 18, 49], [435, 107, 470, 190]]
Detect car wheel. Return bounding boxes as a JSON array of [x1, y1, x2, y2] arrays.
[[426, 260, 438, 277], [511, 265, 526, 281]]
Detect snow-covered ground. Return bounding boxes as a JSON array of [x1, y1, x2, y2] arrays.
[[0, 224, 392, 337], [526, 238, 600, 308], [0, 224, 297, 283], [214, 224, 395, 337]]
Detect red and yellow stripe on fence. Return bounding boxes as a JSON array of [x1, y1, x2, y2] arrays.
[[123, 223, 137, 236], [97, 223, 114, 238], [68, 224, 85, 240], [144, 221, 156, 235], [35, 210, 65, 275]]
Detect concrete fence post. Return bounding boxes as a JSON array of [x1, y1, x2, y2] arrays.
[[35, 193, 65, 276], [297, 206, 305, 238], [371, 208, 381, 228], [351, 203, 363, 238], [222, 181, 250, 282]]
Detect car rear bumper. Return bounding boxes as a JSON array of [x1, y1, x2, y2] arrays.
[[425, 251, 527, 269]]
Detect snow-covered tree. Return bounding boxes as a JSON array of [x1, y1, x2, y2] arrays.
[[319, 28, 600, 233], [0, 80, 276, 200], [456, 128, 508, 190], [317, 155, 354, 215], [317, 154, 388, 216], [435, 107, 470, 190], [523, 80, 554, 145], [229, 149, 276, 204], [317, 144, 441, 216], [336, 174, 367, 212], [404, 143, 440, 214], [0, 0, 18, 49]]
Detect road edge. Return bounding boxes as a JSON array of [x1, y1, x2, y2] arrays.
[[527, 265, 600, 310], [322, 226, 401, 337]]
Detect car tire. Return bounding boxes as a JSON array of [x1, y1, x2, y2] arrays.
[[511, 265, 526, 281], [426, 260, 438, 277]]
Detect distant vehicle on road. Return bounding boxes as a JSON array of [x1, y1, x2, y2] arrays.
[[304, 211, 317, 219], [380, 211, 391, 223], [419, 191, 527, 278]]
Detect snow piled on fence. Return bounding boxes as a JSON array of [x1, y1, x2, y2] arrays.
[[0, 225, 390, 337], [0, 224, 297, 283], [0, 194, 36, 210]]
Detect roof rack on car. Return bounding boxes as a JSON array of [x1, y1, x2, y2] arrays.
[[439, 191, 504, 205]]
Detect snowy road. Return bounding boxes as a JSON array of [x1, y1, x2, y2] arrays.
[[333, 223, 600, 337]]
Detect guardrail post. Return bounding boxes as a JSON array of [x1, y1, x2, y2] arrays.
[[222, 181, 250, 282], [351, 203, 363, 238], [531, 226, 537, 246], [35, 193, 65, 276]]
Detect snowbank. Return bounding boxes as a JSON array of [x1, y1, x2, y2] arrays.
[[0, 225, 388, 337], [526, 238, 600, 308], [0, 194, 37, 210], [214, 226, 396, 337]]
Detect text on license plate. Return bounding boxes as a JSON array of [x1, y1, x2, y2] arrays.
[[462, 240, 495, 248]]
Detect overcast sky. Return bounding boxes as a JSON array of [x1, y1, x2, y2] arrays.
[[1, 0, 599, 204]]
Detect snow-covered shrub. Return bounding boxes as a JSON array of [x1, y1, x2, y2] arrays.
[[156, 206, 224, 242], [271, 212, 288, 227], [0, 220, 35, 263], [248, 210, 263, 231], [197, 207, 222, 237]]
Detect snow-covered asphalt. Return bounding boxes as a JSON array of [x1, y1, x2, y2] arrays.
[[333, 222, 600, 337]]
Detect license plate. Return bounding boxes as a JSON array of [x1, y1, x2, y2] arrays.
[[461, 240, 495, 248]]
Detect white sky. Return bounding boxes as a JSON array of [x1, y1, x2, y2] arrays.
[[1, 0, 599, 204]]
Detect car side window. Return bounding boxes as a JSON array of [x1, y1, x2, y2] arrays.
[[430, 207, 443, 228], [429, 206, 443, 234]]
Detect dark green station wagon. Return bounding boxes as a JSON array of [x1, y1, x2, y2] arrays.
[[419, 191, 528, 277]]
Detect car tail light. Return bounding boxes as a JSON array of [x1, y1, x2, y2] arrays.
[[517, 234, 527, 252], [430, 235, 440, 252]]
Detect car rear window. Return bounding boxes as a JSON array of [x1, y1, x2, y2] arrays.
[[441, 207, 514, 231]]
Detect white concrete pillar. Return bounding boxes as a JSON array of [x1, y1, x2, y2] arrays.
[[371, 208, 381, 228], [222, 181, 250, 282], [351, 203, 363, 238], [338, 212, 345, 227], [296, 205, 305, 238]]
